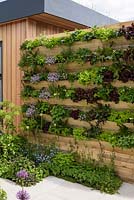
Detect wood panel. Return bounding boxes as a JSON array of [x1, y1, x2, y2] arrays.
[[0, 20, 27, 104], [41, 114, 134, 131], [25, 80, 134, 90], [30, 13, 86, 30], [0, 18, 74, 107], [25, 98, 134, 110]]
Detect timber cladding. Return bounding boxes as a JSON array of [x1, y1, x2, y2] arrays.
[[0, 18, 65, 105], [20, 21, 134, 182]]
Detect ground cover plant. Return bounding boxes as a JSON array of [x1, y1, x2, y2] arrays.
[[0, 133, 122, 194]]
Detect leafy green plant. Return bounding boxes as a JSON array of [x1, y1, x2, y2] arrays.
[[0, 188, 7, 200], [118, 87, 134, 103], [50, 105, 70, 123], [21, 86, 35, 98], [0, 134, 27, 159], [108, 110, 134, 125], [44, 152, 122, 194], [20, 26, 119, 51], [78, 67, 103, 85], [48, 122, 72, 136], [0, 101, 20, 134], [73, 128, 87, 140], [98, 126, 134, 148], [20, 117, 40, 132], [19, 51, 45, 69], [36, 102, 51, 114]]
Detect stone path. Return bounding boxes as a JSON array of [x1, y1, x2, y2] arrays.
[[0, 176, 134, 200]]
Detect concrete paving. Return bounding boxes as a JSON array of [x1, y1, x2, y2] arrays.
[[0, 176, 134, 200]]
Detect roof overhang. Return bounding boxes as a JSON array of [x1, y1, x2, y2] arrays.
[[0, 0, 118, 26]]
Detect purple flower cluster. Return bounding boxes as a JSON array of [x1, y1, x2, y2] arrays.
[[45, 56, 56, 65], [39, 89, 51, 100], [26, 105, 36, 117], [16, 189, 30, 200], [16, 170, 29, 179], [30, 74, 40, 83], [47, 72, 60, 82]]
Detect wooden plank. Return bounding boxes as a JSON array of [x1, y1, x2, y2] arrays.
[[36, 37, 134, 57], [23, 61, 112, 73], [25, 98, 134, 110], [42, 114, 134, 131], [26, 80, 134, 90]]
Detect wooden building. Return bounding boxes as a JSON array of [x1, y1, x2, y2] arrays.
[[0, 0, 117, 105]]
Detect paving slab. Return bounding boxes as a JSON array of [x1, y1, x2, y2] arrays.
[[0, 176, 134, 200]]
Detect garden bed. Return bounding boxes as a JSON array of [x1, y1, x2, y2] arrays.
[[25, 133, 134, 183]]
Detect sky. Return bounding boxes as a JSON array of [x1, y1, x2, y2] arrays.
[[72, 0, 134, 22]]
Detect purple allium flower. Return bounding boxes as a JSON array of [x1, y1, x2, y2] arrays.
[[39, 89, 51, 100], [16, 189, 30, 200], [45, 56, 56, 65], [47, 72, 60, 82], [30, 74, 40, 83], [16, 170, 29, 179], [26, 105, 36, 117]]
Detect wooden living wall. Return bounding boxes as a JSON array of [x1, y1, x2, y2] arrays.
[[20, 22, 134, 183]]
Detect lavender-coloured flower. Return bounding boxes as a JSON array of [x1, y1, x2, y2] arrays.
[[26, 105, 36, 117], [47, 72, 60, 82], [16, 170, 29, 179], [16, 189, 30, 200], [45, 56, 56, 65], [30, 74, 40, 83], [39, 89, 51, 100]]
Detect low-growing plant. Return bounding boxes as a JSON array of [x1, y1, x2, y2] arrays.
[[44, 152, 122, 194], [0, 188, 7, 200]]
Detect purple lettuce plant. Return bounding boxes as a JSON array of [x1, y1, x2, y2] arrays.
[[39, 89, 51, 100], [45, 56, 56, 65], [26, 105, 36, 117], [16, 189, 30, 200], [47, 72, 60, 82], [30, 74, 40, 83]]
